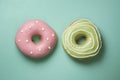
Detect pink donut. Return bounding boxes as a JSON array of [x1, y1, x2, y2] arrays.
[[15, 20, 57, 58]]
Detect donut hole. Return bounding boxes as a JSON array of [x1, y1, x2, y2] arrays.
[[32, 34, 41, 44], [75, 35, 86, 45]]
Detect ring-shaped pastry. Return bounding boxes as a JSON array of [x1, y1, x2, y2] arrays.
[[15, 20, 57, 58], [62, 19, 102, 59]]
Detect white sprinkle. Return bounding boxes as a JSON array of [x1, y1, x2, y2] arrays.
[[38, 48, 41, 51], [42, 27, 45, 31], [52, 34, 55, 37], [21, 30, 24, 33], [18, 39, 21, 42], [46, 37, 49, 41], [48, 46, 51, 49], [35, 20, 39, 23], [30, 51, 33, 54], [26, 40, 29, 43], [29, 25, 32, 29]]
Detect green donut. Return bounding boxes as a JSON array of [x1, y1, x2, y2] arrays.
[[62, 19, 102, 59]]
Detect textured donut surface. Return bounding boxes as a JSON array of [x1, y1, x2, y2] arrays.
[[15, 20, 57, 58], [62, 19, 102, 59]]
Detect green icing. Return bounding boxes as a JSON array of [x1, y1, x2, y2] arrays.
[[62, 19, 102, 59]]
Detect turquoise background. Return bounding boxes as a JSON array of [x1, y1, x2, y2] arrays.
[[0, 0, 120, 80]]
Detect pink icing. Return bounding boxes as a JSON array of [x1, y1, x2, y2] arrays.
[[15, 20, 57, 58]]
